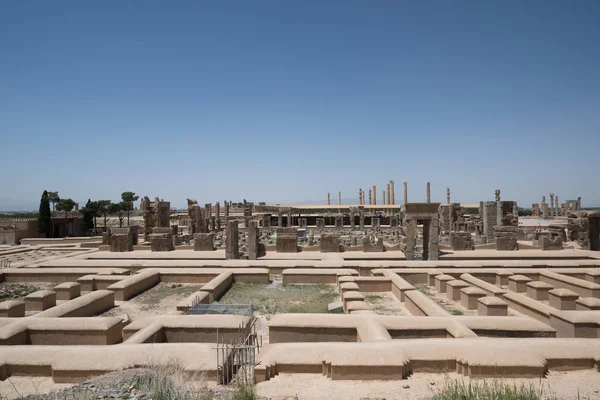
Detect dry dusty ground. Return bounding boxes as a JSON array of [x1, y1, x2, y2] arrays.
[[363, 292, 408, 315], [256, 370, 600, 400], [3, 370, 600, 400], [99, 282, 205, 321]]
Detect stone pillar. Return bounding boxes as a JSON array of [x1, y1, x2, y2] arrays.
[[426, 182, 431, 203], [405, 219, 416, 260], [359, 206, 365, 230], [446, 188, 451, 205], [215, 202, 221, 230], [428, 217, 440, 261], [403, 182, 408, 205], [555, 196, 559, 217], [338, 191, 341, 205], [156, 201, 171, 228], [247, 220, 260, 260], [226, 220, 239, 259], [387, 183, 391, 205], [350, 211, 355, 229], [542, 196, 548, 218], [358, 189, 362, 205], [287, 211, 292, 227], [224, 201, 229, 221], [335, 215, 343, 229], [327, 193, 331, 205], [368, 189, 372, 205], [278, 210, 283, 228], [383, 190, 386, 205], [390, 180, 395, 205], [372, 186, 377, 205]]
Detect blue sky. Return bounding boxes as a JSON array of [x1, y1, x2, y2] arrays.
[[1, 1, 599, 210]]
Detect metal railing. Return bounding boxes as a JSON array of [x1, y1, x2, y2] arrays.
[[215, 318, 261, 385]]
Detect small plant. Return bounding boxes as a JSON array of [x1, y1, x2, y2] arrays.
[[451, 309, 464, 316], [365, 295, 385, 302], [231, 384, 257, 400], [429, 377, 543, 400]]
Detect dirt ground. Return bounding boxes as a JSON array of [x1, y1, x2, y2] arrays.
[[363, 292, 408, 315], [256, 370, 600, 400], [416, 285, 475, 316], [99, 282, 204, 321], [4, 370, 599, 400]]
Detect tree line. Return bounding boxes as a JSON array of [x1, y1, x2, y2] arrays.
[[37, 190, 139, 237]]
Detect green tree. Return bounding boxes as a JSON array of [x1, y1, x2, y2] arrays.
[[56, 198, 76, 220], [121, 192, 139, 226], [81, 199, 98, 233], [37, 190, 52, 236], [108, 201, 127, 227], [47, 191, 60, 238], [96, 200, 112, 231]]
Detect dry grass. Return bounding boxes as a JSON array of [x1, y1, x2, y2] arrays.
[[219, 280, 338, 315]]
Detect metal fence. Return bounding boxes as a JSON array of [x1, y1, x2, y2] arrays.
[[215, 318, 262, 385], [0, 259, 11, 269]]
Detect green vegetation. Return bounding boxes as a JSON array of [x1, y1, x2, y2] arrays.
[[37, 190, 51, 235], [108, 201, 127, 227], [121, 191, 140, 226], [56, 197, 76, 219], [220, 282, 339, 314], [135, 283, 204, 310], [429, 377, 543, 400], [365, 294, 385, 302], [451, 309, 465, 316]]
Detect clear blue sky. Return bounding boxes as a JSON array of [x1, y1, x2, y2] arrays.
[[1, 1, 599, 210]]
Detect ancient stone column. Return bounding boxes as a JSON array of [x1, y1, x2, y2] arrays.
[[277, 210, 283, 228], [405, 219, 417, 260], [156, 201, 171, 228], [368, 189, 372, 205], [359, 206, 365, 230], [542, 196, 548, 218], [225, 220, 239, 259], [426, 182, 431, 203], [338, 191, 341, 205], [387, 183, 391, 205], [327, 193, 331, 205], [555, 196, 559, 217], [372, 186, 377, 205], [215, 202, 221, 231], [403, 182, 408, 205], [549, 193, 554, 217], [287, 211, 292, 227], [247, 220, 260, 260], [428, 216, 440, 261], [446, 188, 451, 205], [390, 180, 395, 205], [382, 190, 386, 205], [224, 201, 229, 221]]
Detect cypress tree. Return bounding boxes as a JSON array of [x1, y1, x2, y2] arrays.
[[37, 190, 52, 236]]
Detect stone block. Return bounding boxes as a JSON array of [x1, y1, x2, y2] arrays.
[[540, 235, 563, 251], [320, 233, 341, 253], [526, 281, 553, 301], [363, 236, 384, 252], [328, 301, 344, 313], [149, 233, 174, 252], [477, 296, 508, 316], [0, 300, 25, 317], [576, 297, 600, 310], [450, 232, 473, 251], [495, 226, 518, 251], [25, 290, 56, 312], [226, 220, 240, 259], [54, 282, 81, 301], [460, 287, 487, 310], [276, 228, 298, 253], [434, 274, 454, 294], [549, 288, 578, 310], [193, 233, 215, 251], [109, 234, 133, 252], [446, 280, 470, 301], [508, 275, 531, 293]]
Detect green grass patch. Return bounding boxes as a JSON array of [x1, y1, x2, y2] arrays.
[[365, 294, 385, 302], [219, 282, 339, 314], [429, 377, 543, 400], [135, 283, 204, 310]]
